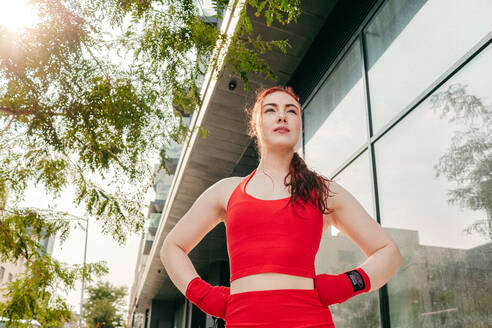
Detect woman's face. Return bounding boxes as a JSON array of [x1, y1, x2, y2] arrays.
[[258, 91, 301, 151]]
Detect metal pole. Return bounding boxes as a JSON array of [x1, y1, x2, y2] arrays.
[[79, 218, 89, 328]]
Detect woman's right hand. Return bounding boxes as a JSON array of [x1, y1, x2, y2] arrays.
[[185, 276, 230, 319]]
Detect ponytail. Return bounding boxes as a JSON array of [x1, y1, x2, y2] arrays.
[[286, 152, 335, 215]]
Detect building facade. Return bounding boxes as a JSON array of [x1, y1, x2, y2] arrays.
[[129, 0, 491, 327]]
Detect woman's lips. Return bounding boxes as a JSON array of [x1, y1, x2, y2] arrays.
[[274, 128, 289, 133]]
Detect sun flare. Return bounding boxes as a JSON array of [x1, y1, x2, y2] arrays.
[[0, 0, 39, 30]]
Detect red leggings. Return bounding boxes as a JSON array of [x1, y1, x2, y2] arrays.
[[225, 288, 335, 327]]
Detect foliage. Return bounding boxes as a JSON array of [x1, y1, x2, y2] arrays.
[[0, 0, 301, 326], [429, 82, 492, 240], [225, 0, 299, 88], [0, 206, 108, 328], [83, 281, 126, 328]]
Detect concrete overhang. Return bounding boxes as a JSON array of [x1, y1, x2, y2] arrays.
[[132, 0, 340, 313]]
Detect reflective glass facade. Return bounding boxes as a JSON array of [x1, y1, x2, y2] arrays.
[[304, 0, 491, 327]]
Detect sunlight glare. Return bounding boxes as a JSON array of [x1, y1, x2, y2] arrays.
[[0, 0, 39, 30]]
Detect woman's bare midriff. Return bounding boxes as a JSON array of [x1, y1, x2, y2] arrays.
[[229, 272, 314, 295]]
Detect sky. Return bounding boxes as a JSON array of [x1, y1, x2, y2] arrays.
[[0, 0, 39, 30]]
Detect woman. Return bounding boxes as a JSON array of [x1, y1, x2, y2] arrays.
[[160, 86, 403, 327]]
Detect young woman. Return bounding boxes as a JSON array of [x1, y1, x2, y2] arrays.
[[160, 86, 403, 327]]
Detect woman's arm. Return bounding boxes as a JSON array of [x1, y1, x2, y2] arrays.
[[160, 177, 229, 295], [324, 181, 403, 291]]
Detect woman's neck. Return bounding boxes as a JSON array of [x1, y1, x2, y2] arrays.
[[257, 151, 294, 178]]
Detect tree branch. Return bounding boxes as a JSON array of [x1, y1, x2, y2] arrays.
[[0, 116, 15, 137], [0, 107, 36, 116]]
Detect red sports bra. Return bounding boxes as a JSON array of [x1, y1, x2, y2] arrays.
[[225, 168, 324, 283]]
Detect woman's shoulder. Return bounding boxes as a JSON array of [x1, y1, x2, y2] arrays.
[[206, 176, 244, 193], [217, 175, 245, 191], [222, 175, 246, 193], [216, 176, 245, 219], [322, 179, 347, 210]]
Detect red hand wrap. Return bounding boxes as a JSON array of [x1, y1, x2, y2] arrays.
[[314, 267, 371, 306], [185, 276, 230, 319]]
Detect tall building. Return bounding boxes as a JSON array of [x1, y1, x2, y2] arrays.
[[129, 0, 492, 327]]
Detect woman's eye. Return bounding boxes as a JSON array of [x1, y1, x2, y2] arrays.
[[265, 108, 274, 112], [289, 110, 297, 113]]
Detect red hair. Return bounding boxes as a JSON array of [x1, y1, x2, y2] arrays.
[[244, 86, 335, 215]]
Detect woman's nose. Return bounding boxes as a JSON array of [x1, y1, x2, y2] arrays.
[[277, 111, 287, 121]]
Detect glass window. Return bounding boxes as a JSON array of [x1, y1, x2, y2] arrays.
[[333, 151, 375, 221], [364, 0, 492, 133], [315, 151, 381, 327], [304, 39, 367, 176], [374, 43, 492, 327]]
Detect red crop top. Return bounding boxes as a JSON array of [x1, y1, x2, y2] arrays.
[[225, 168, 324, 283]]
